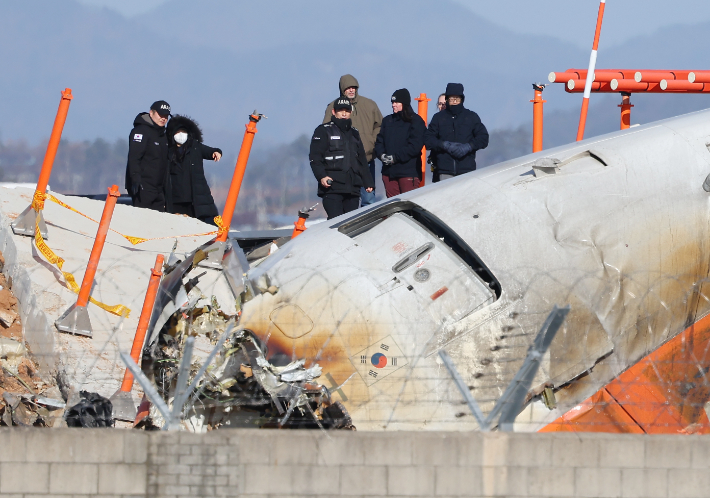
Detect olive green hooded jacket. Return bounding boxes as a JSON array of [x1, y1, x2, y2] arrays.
[[323, 74, 383, 162]]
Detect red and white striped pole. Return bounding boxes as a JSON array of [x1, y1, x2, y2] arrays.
[[576, 0, 607, 141]]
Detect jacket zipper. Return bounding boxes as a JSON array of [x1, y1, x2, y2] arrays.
[[452, 115, 457, 175]]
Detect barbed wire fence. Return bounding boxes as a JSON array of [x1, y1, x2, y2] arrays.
[[2, 231, 710, 435]]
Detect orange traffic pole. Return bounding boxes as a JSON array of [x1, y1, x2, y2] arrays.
[[12, 88, 73, 238], [216, 112, 264, 242], [576, 0, 606, 142], [55, 185, 120, 337], [119, 254, 164, 391], [77, 185, 120, 307], [415, 93, 430, 187], [531, 84, 546, 153], [37, 88, 73, 198], [618, 92, 633, 130], [291, 204, 318, 239], [292, 216, 307, 239]]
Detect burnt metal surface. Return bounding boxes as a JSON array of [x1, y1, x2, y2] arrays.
[[233, 110, 710, 431]]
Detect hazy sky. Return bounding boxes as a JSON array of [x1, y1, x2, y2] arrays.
[[78, 0, 710, 48]]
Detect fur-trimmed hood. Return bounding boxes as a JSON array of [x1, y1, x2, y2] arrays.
[[167, 114, 203, 144]]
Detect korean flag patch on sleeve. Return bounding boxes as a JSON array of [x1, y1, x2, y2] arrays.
[[133, 134, 143, 142]]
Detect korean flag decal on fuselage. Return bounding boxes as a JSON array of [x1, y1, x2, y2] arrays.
[[133, 134, 143, 142]]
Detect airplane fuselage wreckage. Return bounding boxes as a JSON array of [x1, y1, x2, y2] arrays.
[[139, 109, 710, 432]]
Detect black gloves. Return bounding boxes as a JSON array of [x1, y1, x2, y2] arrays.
[[131, 182, 142, 197], [381, 154, 394, 165], [443, 142, 473, 159]]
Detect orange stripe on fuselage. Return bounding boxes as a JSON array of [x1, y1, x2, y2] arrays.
[[540, 311, 710, 434]]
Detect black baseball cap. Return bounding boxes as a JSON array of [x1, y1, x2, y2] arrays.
[[333, 97, 352, 111], [150, 100, 171, 117]]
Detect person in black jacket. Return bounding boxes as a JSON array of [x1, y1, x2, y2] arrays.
[[165, 115, 222, 225], [310, 97, 375, 220], [125, 100, 171, 210], [374, 88, 426, 197], [424, 83, 489, 180], [430, 93, 446, 183]]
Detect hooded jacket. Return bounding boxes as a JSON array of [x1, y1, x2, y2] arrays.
[[374, 108, 426, 180], [165, 115, 221, 222], [323, 75, 383, 162], [310, 117, 375, 197], [424, 101, 489, 176], [125, 112, 169, 203]]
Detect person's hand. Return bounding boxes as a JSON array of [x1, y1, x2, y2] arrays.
[[442, 141, 455, 154], [366, 187, 374, 193], [131, 182, 141, 197], [321, 176, 333, 188], [213, 151, 222, 161], [451, 143, 472, 158], [381, 154, 394, 165], [446, 142, 473, 159]]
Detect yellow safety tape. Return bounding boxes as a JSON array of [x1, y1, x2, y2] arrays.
[[34, 211, 131, 318], [41, 193, 223, 245]]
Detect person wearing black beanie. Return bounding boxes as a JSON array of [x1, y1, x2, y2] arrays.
[[424, 82, 489, 180], [374, 88, 427, 197], [309, 98, 375, 219]]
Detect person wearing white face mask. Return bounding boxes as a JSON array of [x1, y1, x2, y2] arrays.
[[165, 115, 222, 225]]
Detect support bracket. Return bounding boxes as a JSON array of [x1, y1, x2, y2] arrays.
[[11, 205, 47, 238], [55, 303, 92, 337]]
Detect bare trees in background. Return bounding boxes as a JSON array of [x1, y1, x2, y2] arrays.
[[0, 138, 127, 193], [0, 129, 532, 229]]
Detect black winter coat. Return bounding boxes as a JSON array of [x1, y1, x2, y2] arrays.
[[166, 115, 220, 222], [309, 118, 375, 197], [125, 113, 169, 195], [374, 111, 426, 179], [424, 106, 489, 176]]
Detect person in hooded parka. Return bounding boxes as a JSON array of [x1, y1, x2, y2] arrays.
[[323, 74, 383, 206], [424, 83, 489, 180], [165, 115, 222, 225]]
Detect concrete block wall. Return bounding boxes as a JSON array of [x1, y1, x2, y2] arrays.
[[0, 428, 709, 497]]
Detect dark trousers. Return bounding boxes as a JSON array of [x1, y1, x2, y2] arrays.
[[171, 202, 218, 226], [322, 193, 360, 220], [382, 175, 420, 198], [360, 159, 377, 206], [131, 188, 165, 212], [172, 202, 195, 217]]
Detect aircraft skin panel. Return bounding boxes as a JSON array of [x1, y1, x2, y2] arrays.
[[541, 307, 710, 434], [238, 109, 710, 431]]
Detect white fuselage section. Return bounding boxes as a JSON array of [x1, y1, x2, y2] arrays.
[[240, 109, 710, 431]]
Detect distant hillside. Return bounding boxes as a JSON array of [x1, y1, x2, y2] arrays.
[[2, 0, 710, 226], [1, 0, 585, 146], [2, 0, 709, 152]]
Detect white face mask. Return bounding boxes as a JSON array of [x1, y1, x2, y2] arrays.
[[174, 132, 188, 145]]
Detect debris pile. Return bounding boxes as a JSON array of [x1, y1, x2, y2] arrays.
[[132, 241, 354, 431], [0, 252, 65, 426], [143, 308, 353, 431]]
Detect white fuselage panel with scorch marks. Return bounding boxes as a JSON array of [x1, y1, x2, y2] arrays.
[[239, 109, 710, 431]]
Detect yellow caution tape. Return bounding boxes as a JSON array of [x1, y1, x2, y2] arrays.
[[40, 193, 223, 245], [31, 190, 46, 211], [34, 211, 131, 318]]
